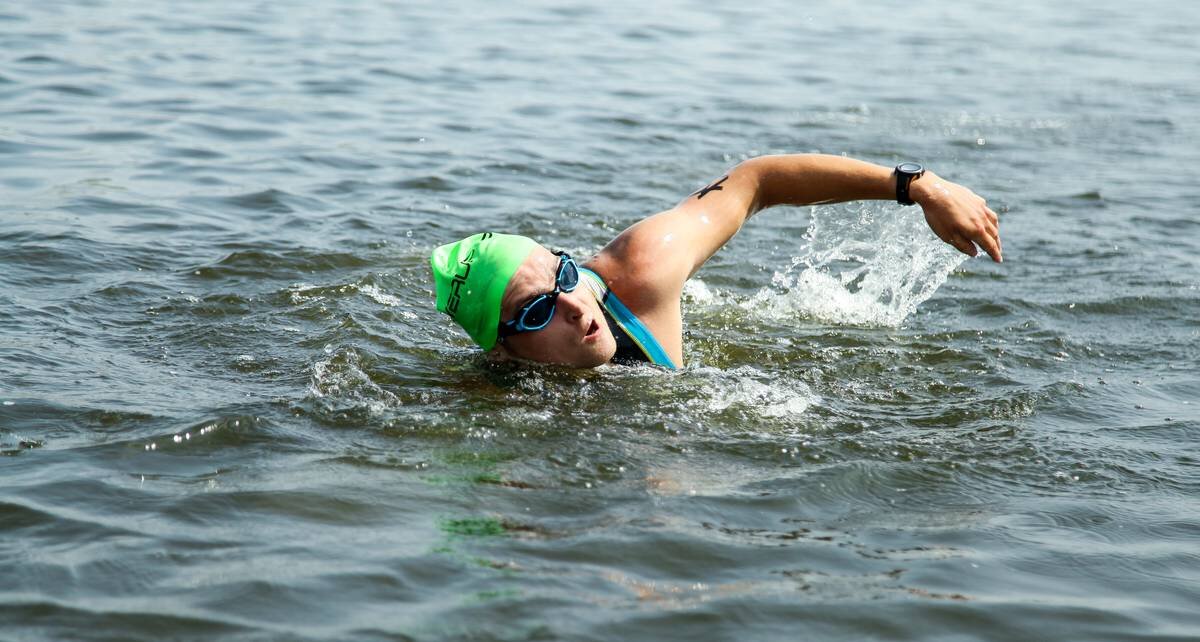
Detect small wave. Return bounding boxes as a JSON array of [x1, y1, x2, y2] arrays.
[[188, 122, 282, 142], [391, 175, 459, 193], [697, 373, 813, 419], [358, 283, 402, 307], [192, 249, 371, 279], [69, 130, 155, 142], [37, 83, 112, 98], [679, 366, 818, 423], [279, 278, 409, 312], [743, 204, 966, 327], [213, 189, 303, 214], [14, 54, 60, 65], [308, 347, 400, 416], [0, 601, 251, 639]]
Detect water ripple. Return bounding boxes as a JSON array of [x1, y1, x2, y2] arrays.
[[3, 0, 1200, 638]]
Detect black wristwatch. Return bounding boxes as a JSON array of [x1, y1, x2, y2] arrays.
[[893, 162, 925, 206]]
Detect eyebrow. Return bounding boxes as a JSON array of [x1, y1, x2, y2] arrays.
[[506, 257, 556, 316], [522, 260, 557, 301]]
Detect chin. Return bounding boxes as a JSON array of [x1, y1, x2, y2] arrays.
[[506, 333, 616, 369], [576, 350, 612, 369], [582, 337, 618, 368], [554, 339, 616, 369]]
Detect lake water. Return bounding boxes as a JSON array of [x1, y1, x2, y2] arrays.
[[2, 1, 1198, 640]]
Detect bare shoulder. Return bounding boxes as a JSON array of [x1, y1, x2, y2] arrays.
[[584, 232, 685, 365], [584, 223, 675, 315], [585, 165, 759, 308]]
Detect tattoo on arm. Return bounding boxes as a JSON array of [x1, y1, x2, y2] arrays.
[[691, 175, 728, 199]]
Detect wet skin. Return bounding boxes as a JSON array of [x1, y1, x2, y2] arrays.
[[493, 154, 1001, 368], [495, 246, 617, 368]]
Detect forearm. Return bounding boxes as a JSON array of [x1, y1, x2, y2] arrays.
[[736, 153, 1001, 261], [739, 154, 898, 214], [638, 152, 999, 293]]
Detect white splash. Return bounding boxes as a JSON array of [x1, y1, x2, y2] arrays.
[[682, 278, 716, 305], [744, 204, 966, 327], [687, 366, 818, 420], [309, 347, 400, 413], [286, 283, 325, 304], [358, 283, 402, 307]]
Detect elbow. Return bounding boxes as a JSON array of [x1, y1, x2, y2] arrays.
[[732, 157, 772, 215]]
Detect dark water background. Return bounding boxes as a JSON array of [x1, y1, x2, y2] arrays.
[[3, 1, 1199, 640]]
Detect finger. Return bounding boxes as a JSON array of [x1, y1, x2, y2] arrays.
[[985, 206, 999, 226], [974, 230, 1003, 263], [984, 216, 1003, 236], [984, 218, 1000, 241], [970, 216, 1002, 260], [984, 219, 1004, 262], [951, 236, 978, 257]]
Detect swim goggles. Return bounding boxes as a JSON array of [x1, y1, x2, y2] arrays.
[[497, 252, 578, 341]]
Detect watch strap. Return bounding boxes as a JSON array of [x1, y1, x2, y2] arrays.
[[894, 163, 924, 206]]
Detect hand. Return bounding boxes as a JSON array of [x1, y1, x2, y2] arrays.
[[911, 172, 1003, 263]]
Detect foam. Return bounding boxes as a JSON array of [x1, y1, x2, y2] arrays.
[[686, 366, 818, 421], [358, 283, 402, 307], [308, 347, 400, 414], [744, 204, 966, 327]]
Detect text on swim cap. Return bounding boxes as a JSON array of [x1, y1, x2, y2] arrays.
[[445, 248, 477, 318]]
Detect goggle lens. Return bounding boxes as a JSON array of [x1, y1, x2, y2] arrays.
[[559, 258, 579, 291], [520, 296, 555, 329], [498, 253, 580, 340]]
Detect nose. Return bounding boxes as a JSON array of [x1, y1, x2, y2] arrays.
[[556, 289, 587, 323]]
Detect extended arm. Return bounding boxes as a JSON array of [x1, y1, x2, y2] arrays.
[[590, 154, 1001, 314], [740, 154, 1001, 263]]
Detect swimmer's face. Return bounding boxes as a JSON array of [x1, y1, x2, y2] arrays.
[[495, 245, 616, 368]]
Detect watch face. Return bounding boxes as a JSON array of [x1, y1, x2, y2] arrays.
[[897, 162, 924, 175]]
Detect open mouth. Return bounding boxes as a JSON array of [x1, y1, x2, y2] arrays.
[[584, 319, 600, 340]]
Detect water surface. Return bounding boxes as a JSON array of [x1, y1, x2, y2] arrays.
[[2, 1, 1198, 640]]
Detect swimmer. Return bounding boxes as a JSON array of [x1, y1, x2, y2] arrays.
[[430, 154, 1002, 369]]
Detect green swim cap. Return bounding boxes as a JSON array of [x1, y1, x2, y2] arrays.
[[430, 232, 538, 350]]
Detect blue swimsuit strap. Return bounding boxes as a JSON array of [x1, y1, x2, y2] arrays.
[[578, 267, 678, 370]]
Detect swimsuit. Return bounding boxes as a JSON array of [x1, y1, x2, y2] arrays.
[[578, 267, 678, 370]]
